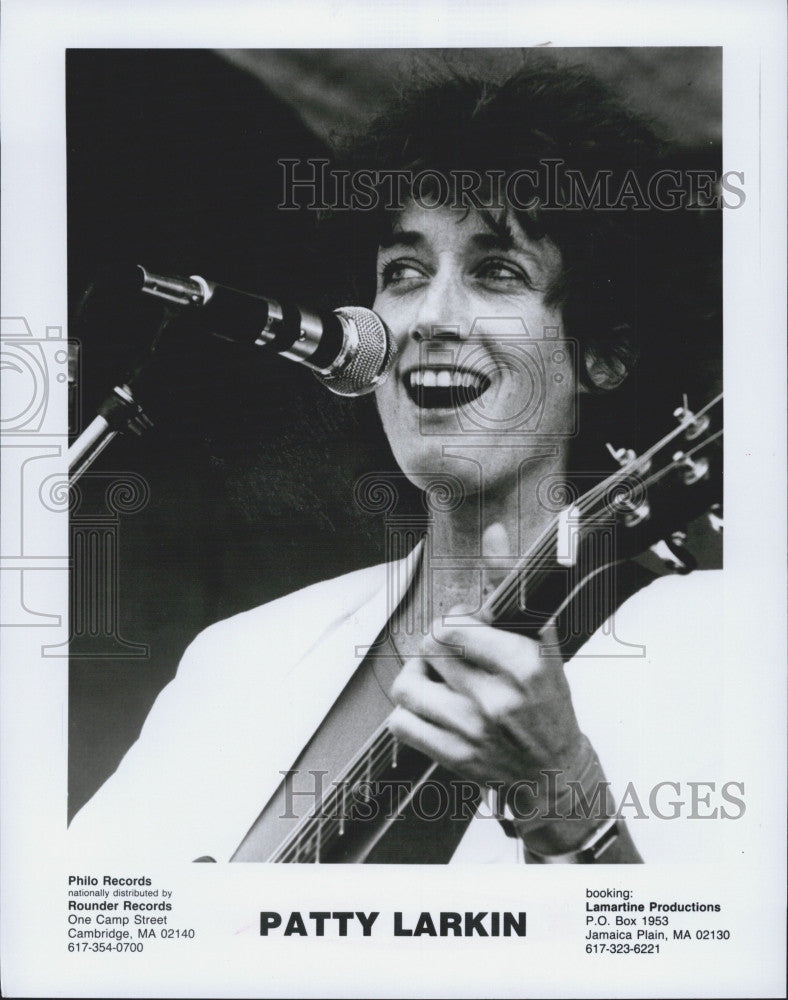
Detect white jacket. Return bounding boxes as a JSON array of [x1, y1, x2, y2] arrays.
[[69, 552, 729, 865]]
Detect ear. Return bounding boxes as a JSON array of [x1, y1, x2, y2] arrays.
[[581, 329, 637, 393], [582, 351, 629, 392]]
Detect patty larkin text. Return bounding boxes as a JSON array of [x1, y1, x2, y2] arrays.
[[260, 911, 526, 937]]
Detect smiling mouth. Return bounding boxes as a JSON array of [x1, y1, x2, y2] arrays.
[[403, 367, 491, 409]]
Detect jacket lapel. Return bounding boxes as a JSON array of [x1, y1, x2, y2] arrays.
[[217, 543, 423, 859]]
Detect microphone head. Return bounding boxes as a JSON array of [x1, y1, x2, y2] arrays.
[[315, 306, 396, 397]]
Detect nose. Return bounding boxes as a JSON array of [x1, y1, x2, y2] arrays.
[[411, 267, 469, 343]]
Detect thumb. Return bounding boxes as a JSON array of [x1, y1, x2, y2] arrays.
[[538, 621, 564, 664], [481, 522, 513, 601], [441, 524, 511, 627]]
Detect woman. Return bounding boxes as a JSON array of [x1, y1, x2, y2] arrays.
[[70, 59, 725, 864]]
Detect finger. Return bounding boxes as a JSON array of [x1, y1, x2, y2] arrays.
[[391, 658, 487, 745], [418, 650, 526, 720], [537, 622, 564, 663], [389, 705, 480, 776], [429, 615, 542, 683], [414, 650, 572, 757], [481, 521, 513, 600]]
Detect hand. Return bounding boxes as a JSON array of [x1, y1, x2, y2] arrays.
[[389, 522, 586, 788], [389, 616, 587, 787], [388, 523, 639, 858]]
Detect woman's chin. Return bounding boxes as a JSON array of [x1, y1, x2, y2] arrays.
[[393, 449, 483, 499]]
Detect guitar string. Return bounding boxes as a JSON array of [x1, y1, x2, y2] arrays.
[[489, 422, 724, 621], [275, 626, 412, 860], [274, 397, 723, 860], [486, 397, 723, 619], [487, 393, 723, 610], [275, 545, 428, 860], [277, 743, 430, 863], [489, 425, 724, 621], [276, 735, 415, 862], [272, 719, 405, 861]]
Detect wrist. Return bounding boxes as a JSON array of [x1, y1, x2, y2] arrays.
[[517, 810, 608, 855], [496, 735, 617, 854], [524, 815, 644, 865], [523, 817, 621, 864]]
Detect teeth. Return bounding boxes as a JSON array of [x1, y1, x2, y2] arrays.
[[408, 369, 485, 390]]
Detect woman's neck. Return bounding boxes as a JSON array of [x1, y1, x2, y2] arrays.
[[417, 461, 565, 623]]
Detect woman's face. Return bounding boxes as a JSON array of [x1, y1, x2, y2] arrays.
[[373, 201, 577, 496]]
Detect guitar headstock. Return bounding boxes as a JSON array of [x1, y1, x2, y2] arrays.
[[597, 392, 723, 571], [482, 392, 723, 641]]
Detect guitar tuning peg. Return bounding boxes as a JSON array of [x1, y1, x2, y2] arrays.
[[674, 395, 710, 440], [622, 500, 650, 527], [612, 487, 651, 526], [646, 533, 696, 574], [672, 450, 710, 485], [664, 531, 698, 574], [707, 504, 723, 533], [606, 442, 636, 466], [606, 442, 651, 474]]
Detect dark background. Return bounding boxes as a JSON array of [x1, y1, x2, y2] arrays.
[[68, 48, 721, 820]]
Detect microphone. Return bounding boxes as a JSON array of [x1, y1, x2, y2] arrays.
[[135, 265, 395, 397]]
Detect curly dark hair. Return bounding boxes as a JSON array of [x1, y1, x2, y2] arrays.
[[314, 56, 721, 462]]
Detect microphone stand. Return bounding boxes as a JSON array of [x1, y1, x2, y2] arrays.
[[67, 382, 153, 484], [67, 310, 177, 484], [68, 268, 248, 483]]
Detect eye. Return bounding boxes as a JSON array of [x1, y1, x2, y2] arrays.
[[475, 258, 533, 288], [378, 259, 427, 289]]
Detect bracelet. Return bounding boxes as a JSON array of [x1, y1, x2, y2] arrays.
[[523, 816, 620, 864]]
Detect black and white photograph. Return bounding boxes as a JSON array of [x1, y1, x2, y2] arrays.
[[66, 45, 728, 866], [1, 2, 785, 997]]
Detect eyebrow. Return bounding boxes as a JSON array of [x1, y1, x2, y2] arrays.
[[377, 230, 424, 250], [471, 231, 516, 252], [379, 228, 520, 252]]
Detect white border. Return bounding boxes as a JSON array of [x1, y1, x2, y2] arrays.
[[1, 1, 785, 997]]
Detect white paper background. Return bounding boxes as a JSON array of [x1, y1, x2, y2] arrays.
[[1, 1, 785, 997]]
